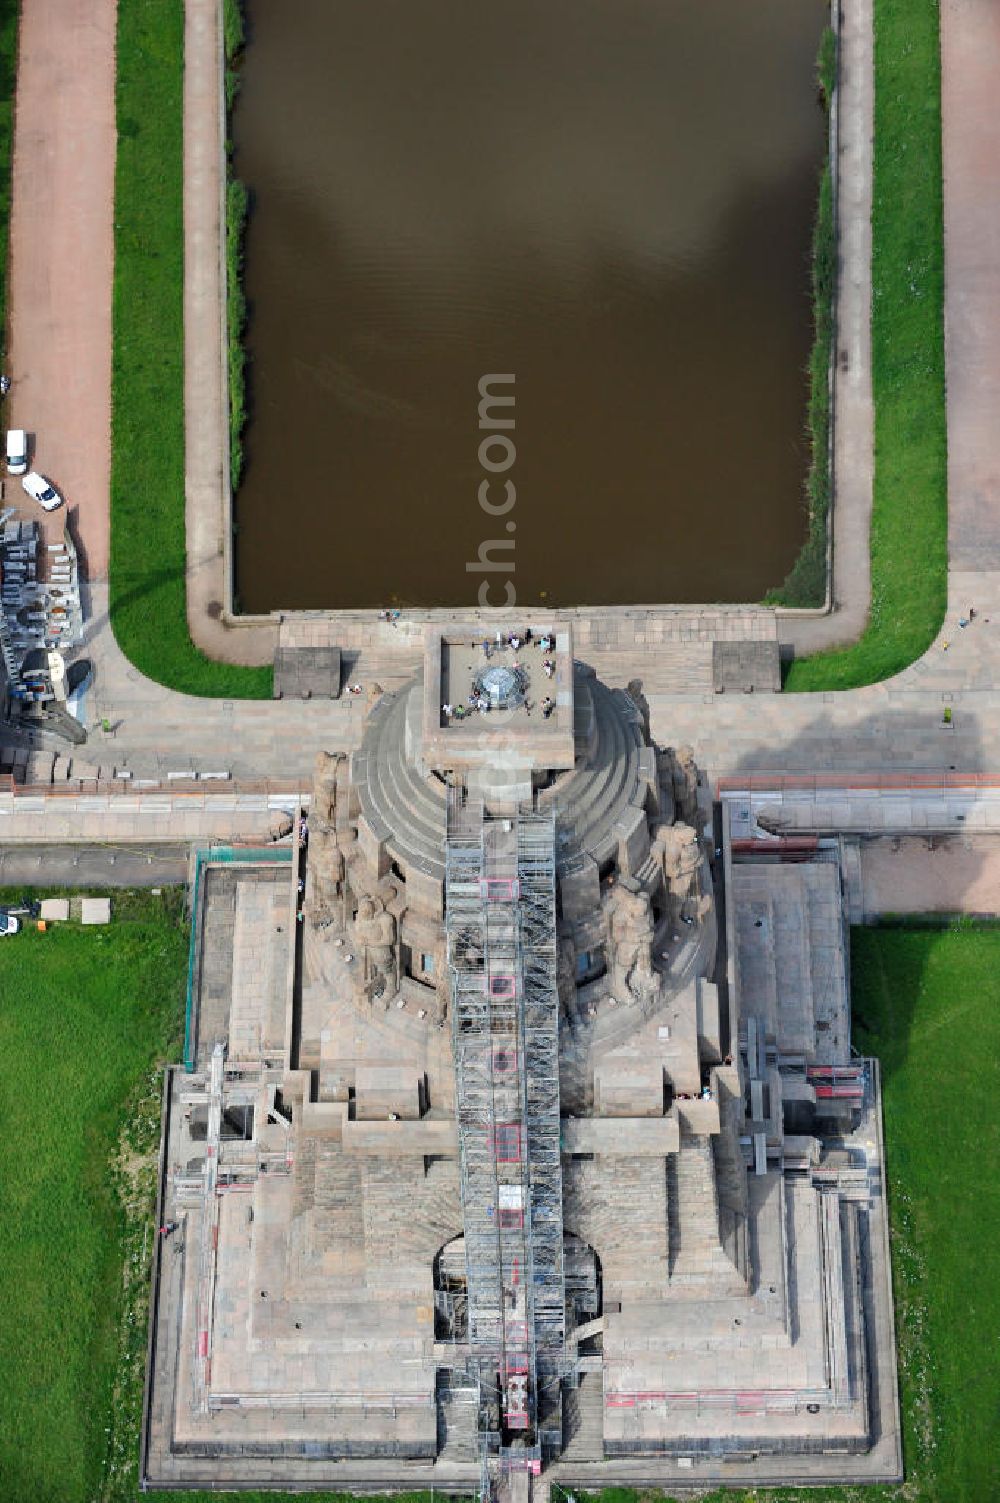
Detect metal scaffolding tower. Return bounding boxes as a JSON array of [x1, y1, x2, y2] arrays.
[[446, 791, 566, 1490]]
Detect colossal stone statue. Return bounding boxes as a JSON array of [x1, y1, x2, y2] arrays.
[[352, 896, 398, 1004], [650, 821, 702, 907], [670, 744, 701, 826], [607, 885, 657, 1003], [313, 750, 342, 829]]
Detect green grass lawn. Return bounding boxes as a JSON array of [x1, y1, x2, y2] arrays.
[[0, 889, 188, 1503], [785, 0, 947, 689], [849, 925, 1000, 1503], [112, 0, 271, 698]]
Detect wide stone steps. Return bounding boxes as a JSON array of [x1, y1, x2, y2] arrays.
[[770, 873, 815, 1056], [732, 884, 779, 1038], [585, 640, 717, 694], [732, 862, 848, 1063], [802, 864, 849, 1066], [356, 689, 448, 879], [667, 1133, 745, 1296], [361, 1157, 461, 1269], [563, 1155, 668, 1293], [228, 881, 289, 1061], [547, 680, 644, 867], [562, 1370, 604, 1461]]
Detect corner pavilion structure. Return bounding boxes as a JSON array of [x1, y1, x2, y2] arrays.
[[142, 626, 901, 1496]]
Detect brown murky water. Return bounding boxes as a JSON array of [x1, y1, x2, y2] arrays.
[[233, 0, 826, 612]]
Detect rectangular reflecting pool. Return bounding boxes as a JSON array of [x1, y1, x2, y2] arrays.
[[232, 0, 827, 612]]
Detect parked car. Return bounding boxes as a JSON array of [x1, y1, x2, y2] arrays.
[[0, 913, 21, 937], [5, 428, 27, 475], [22, 471, 63, 511]]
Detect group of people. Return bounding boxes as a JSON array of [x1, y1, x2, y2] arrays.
[[480, 628, 554, 658], [442, 697, 490, 720]]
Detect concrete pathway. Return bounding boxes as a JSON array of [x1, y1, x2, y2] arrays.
[[861, 835, 1000, 916], [781, 0, 874, 653], [6, 0, 116, 578], [0, 842, 190, 886], [941, 0, 1000, 572], [184, 0, 275, 665]]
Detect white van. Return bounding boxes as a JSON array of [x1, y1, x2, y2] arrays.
[[6, 429, 28, 475]]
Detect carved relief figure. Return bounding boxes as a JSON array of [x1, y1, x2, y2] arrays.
[[557, 932, 579, 1025], [352, 896, 398, 1003], [313, 751, 343, 829], [669, 744, 701, 826], [607, 886, 657, 1002]]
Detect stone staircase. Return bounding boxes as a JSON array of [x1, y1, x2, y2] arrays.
[[277, 607, 779, 699], [584, 640, 716, 694], [580, 608, 778, 695], [802, 863, 849, 1065], [561, 1370, 604, 1461], [293, 1137, 366, 1261], [436, 1377, 479, 1462], [563, 1155, 668, 1295], [354, 687, 449, 883], [667, 1132, 746, 1297], [362, 1156, 461, 1277], [731, 861, 849, 1064], [542, 677, 645, 869]]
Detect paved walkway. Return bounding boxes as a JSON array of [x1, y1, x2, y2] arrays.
[[0, 842, 190, 886], [782, 0, 874, 653], [6, 0, 116, 577], [861, 834, 1000, 915], [941, 0, 1000, 571], [184, 0, 275, 665]]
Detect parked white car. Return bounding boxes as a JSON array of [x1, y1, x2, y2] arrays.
[[5, 428, 27, 475], [0, 913, 21, 937], [22, 471, 63, 512]]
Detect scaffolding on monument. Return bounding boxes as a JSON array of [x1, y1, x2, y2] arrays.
[[445, 789, 567, 1491]]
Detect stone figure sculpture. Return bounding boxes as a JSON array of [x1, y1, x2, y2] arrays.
[[669, 744, 701, 826], [607, 886, 657, 1003], [626, 679, 651, 740], [306, 753, 348, 925], [557, 932, 580, 1025], [650, 820, 700, 897], [654, 747, 677, 825], [313, 751, 343, 829], [352, 896, 398, 1004], [308, 841, 345, 925]]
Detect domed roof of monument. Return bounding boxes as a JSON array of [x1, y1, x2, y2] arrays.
[[352, 666, 648, 884]]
